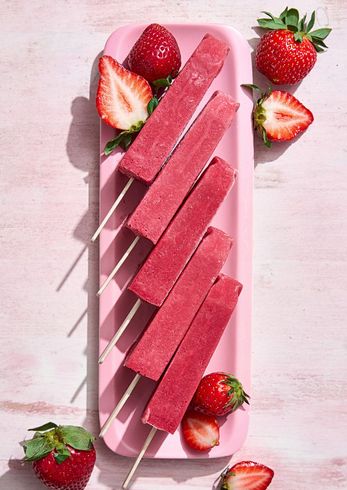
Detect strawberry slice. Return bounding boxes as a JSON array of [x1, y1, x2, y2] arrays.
[[96, 55, 153, 130], [244, 85, 314, 147], [220, 461, 274, 490], [259, 90, 313, 142], [181, 409, 220, 451]]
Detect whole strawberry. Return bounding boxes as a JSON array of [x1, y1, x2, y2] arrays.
[[191, 373, 250, 416], [21, 422, 96, 490], [128, 23, 181, 82], [256, 7, 332, 85]]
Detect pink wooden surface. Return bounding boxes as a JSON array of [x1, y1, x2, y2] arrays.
[[0, 0, 346, 489], [98, 23, 253, 459]]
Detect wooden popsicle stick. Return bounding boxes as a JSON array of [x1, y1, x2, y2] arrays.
[[91, 177, 134, 242], [122, 426, 157, 489], [99, 373, 142, 438], [98, 298, 142, 364], [97, 235, 140, 296]]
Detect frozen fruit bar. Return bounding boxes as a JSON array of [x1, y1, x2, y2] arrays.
[[126, 91, 239, 244], [118, 34, 230, 184], [128, 157, 236, 306], [142, 275, 242, 434], [125, 227, 232, 380]]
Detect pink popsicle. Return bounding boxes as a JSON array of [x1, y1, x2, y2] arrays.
[[128, 157, 236, 306], [118, 34, 230, 184], [126, 91, 239, 244], [142, 275, 242, 434], [125, 227, 233, 380]]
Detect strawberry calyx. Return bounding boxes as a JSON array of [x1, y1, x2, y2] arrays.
[[223, 375, 250, 413], [257, 7, 332, 52], [21, 422, 95, 464], [104, 121, 144, 156], [242, 84, 273, 147]]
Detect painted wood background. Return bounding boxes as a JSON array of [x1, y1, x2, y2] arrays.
[[0, 0, 346, 488]]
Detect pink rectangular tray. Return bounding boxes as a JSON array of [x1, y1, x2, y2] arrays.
[[98, 23, 253, 459]]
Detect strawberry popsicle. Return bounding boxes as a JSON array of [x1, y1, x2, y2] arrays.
[[128, 157, 236, 306], [126, 91, 239, 244], [142, 275, 242, 434], [118, 34, 230, 184], [125, 227, 232, 380]]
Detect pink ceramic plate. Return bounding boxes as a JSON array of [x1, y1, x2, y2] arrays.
[[99, 23, 253, 459]]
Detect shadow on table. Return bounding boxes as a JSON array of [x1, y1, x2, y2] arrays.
[[0, 459, 38, 490], [62, 50, 100, 425]]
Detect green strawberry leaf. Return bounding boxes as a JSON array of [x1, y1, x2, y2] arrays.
[[152, 75, 173, 88], [279, 6, 289, 19], [241, 83, 262, 92], [103, 122, 144, 156], [104, 134, 126, 155], [22, 437, 55, 462], [257, 18, 287, 30], [285, 8, 299, 29], [129, 121, 145, 132], [147, 96, 159, 116], [287, 24, 298, 33], [54, 446, 71, 464], [313, 44, 325, 53], [307, 11, 316, 32], [260, 11, 276, 21], [309, 28, 332, 40], [119, 132, 132, 151], [312, 38, 328, 48], [60, 426, 94, 451], [28, 422, 58, 432], [299, 13, 307, 31], [262, 128, 272, 148]]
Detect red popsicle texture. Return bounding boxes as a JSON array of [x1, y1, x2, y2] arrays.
[[142, 274, 243, 434], [128, 157, 236, 306], [118, 34, 230, 184], [126, 91, 239, 244], [124, 227, 233, 380]]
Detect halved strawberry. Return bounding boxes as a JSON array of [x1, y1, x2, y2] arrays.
[[96, 55, 153, 130], [245, 85, 314, 147], [220, 461, 274, 489], [181, 410, 220, 451]]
